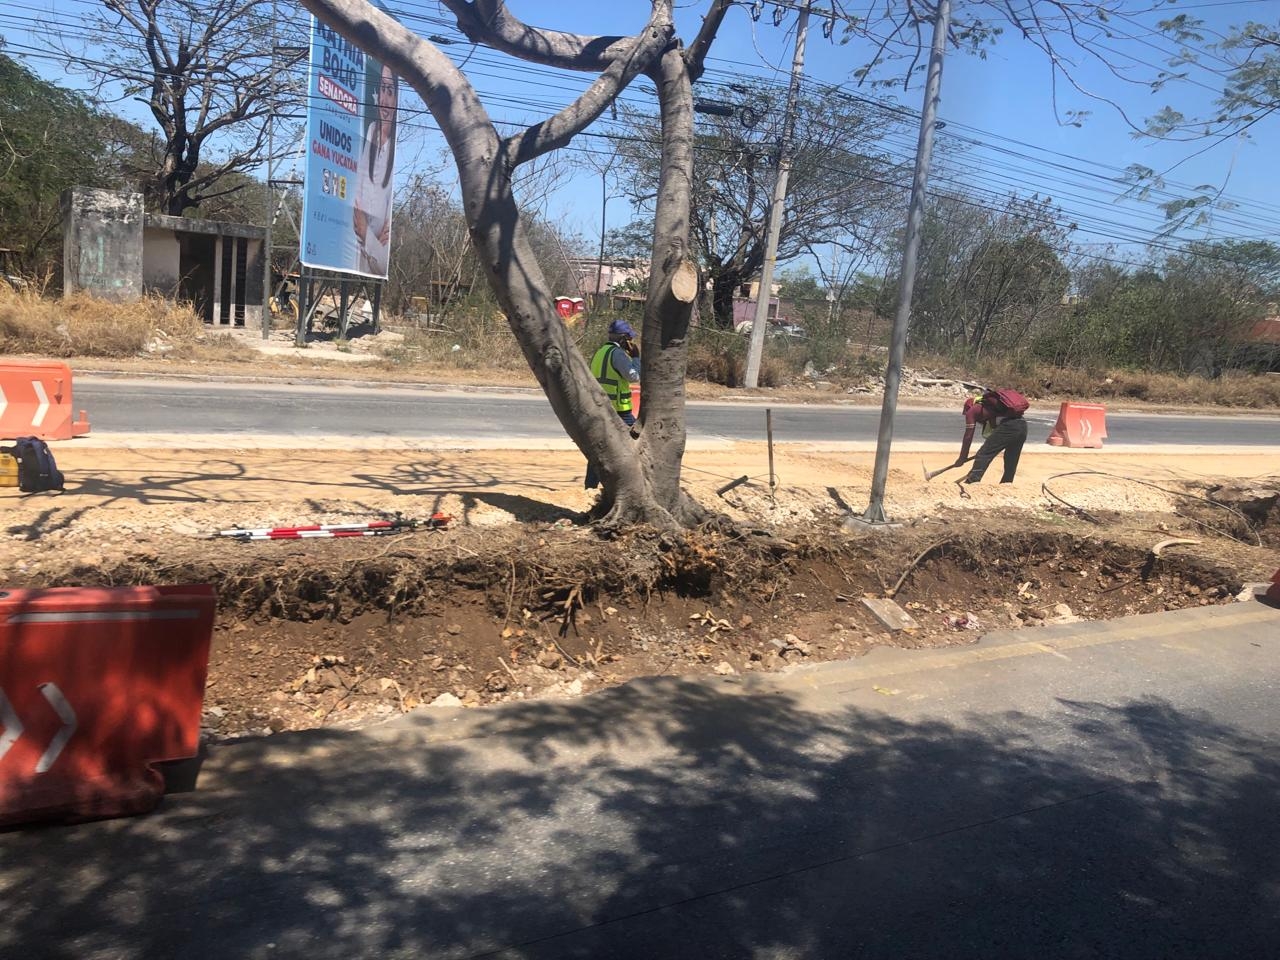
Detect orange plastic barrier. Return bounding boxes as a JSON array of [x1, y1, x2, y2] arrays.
[[1046, 402, 1107, 449], [0, 585, 215, 827], [630, 384, 641, 417], [0, 361, 91, 441]]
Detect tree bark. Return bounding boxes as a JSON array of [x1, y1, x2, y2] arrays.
[[303, 0, 708, 530], [634, 46, 701, 526]]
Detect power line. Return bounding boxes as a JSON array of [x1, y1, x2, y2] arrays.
[[4, 3, 1275, 268]]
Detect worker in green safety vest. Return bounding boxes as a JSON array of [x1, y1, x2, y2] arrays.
[[585, 319, 641, 490]]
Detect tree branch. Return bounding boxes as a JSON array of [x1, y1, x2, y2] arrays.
[[684, 0, 734, 82], [442, 0, 639, 71], [505, 7, 673, 167]]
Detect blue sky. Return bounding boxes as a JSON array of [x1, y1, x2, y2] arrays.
[[455, 0, 1279, 261], [4, 0, 1277, 265]]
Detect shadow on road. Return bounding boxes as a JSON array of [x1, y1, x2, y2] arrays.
[[2, 678, 1277, 959]]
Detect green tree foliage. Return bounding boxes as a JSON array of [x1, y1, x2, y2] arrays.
[[776, 268, 825, 302], [1128, 17, 1279, 230], [0, 49, 146, 276], [1035, 240, 1280, 375]]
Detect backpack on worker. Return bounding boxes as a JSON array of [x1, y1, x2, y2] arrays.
[[984, 388, 1029, 418], [7, 437, 65, 493]]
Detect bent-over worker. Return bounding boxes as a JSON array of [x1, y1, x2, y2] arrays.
[[956, 389, 1028, 484]]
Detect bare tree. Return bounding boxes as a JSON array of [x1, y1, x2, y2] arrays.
[[615, 82, 908, 327], [61, 0, 304, 216], [387, 177, 481, 318], [299, 0, 731, 528], [908, 193, 1074, 356]]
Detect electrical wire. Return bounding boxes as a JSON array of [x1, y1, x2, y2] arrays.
[[3, 3, 1277, 266], [1040, 470, 1263, 546]]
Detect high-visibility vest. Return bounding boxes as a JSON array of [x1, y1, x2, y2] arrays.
[[591, 342, 632, 413]]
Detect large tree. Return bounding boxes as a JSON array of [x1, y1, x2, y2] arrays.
[[61, 0, 304, 216], [294, 0, 1170, 530], [614, 82, 907, 327], [299, 0, 731, 528]]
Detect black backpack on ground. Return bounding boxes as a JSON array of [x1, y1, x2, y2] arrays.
[[4, 437, 65, 493]]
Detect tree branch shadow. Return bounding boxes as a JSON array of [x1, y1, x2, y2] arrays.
[[2, 674, 1277, 959], [5, 462, 254, 541]]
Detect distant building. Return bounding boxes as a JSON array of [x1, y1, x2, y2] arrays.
[[63, 187, 264, 326], [1247, 316, 1280, 345], [566, 258, 648, 296]]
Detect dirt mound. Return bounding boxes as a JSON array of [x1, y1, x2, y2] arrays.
[[1197, 480, 1280, 547], [4, 519, 1259, 741]]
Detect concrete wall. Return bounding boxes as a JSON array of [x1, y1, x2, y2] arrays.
[[61, 188, 144, 300], [142, 227, 181, 296]]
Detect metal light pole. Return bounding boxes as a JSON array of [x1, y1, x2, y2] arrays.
[[261, 0, 278, 340], [744, 0, 812, 389], [596, 167, 609, 310], [859, 0, 951, 523]]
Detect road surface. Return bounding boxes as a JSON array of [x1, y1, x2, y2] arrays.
[[3, 600, 1278, 959], [74, 377, 1280, 446]]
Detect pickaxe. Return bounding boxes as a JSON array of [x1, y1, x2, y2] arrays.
[[922, 456, 973, 482]]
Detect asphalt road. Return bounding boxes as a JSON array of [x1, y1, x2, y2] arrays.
[[3, 600, 1278, 959], [74, 377, 1280, 445]]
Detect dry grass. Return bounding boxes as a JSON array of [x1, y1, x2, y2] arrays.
[[686, 335, 790, 388], [933, 355, 1280, 410], [0, 286, 209, 358]]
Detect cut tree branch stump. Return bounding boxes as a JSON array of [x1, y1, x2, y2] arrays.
[[670, 260, 698, 303]]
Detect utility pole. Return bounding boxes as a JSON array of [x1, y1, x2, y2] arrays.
[[596, 165, 608, 310], [858, 0, 951, 524], [261, 0, 278, 340], [744, 0, 812, 389]]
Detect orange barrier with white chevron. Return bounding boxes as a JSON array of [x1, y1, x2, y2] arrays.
[[0, 585, 215, 827], [1046, 402, 1107, 449], [0, 361, 91, 441]]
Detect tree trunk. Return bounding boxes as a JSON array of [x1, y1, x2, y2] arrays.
[[299, 0, 716, 530], [710, 270, 740, 329], [635, 48, 703, 526], [463, 151, 664, 524]]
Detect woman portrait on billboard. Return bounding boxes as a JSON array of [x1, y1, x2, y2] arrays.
[[353, 62, 397, 276]]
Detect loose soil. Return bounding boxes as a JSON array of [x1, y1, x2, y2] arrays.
[[3, 445, 1276, 741]]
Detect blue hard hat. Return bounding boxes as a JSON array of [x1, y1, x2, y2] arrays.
[[608, 319, 636, 338]]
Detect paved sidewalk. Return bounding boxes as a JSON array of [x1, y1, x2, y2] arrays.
[[3, 600, 1278, 960]]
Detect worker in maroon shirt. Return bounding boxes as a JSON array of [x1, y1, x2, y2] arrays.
[[956, 390, 1028, 483]]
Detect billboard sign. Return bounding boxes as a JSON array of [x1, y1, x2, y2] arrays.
[[300, 17, 398, 279]]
